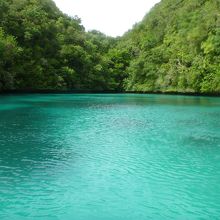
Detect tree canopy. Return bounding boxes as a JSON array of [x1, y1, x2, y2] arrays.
[[122, 0, 220, 94], [0, 0, 220, 94]]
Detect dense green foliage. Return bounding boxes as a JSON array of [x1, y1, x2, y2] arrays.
[[123, 0, 220, 93], [0, 0, 220, 94], [0, 0, 123, 91]]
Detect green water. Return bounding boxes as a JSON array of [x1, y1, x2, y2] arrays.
[[0, 94, 220, 220]]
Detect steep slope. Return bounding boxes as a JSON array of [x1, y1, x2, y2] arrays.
[[123, 0, 220, 94]]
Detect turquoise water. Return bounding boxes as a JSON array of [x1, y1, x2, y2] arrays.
[[0, 94, 220, 220]]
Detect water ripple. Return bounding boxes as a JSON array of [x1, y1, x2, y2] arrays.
[[0, 94, 220, 219]]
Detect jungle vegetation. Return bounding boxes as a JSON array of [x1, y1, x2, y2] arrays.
[[0, 0, 220, 94]]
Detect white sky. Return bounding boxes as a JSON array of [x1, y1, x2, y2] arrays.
[[53, 0, 161, 37]]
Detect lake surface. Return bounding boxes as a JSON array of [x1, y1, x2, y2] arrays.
[[0, 94, 220, 220]]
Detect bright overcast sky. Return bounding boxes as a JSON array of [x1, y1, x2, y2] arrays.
[[53, 0, 161, 37]]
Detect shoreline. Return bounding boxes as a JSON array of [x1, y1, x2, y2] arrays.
[[0, 90, 220, 97]]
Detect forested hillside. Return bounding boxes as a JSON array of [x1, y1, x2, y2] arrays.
[[123, 0, 220, 93], [0, 0, 124, 91], [0, 0, 220, 94]]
